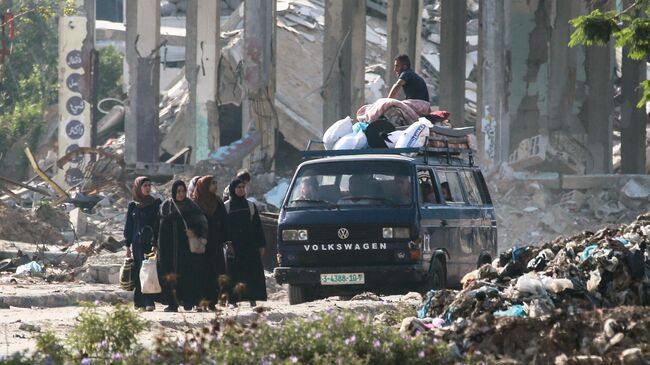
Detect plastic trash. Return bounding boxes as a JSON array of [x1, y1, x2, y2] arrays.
[[323, 116, 354, 150], [417, 289, 435, 319], [527, 248, 555, 272], [333, 131, 368, 150], [15, 261, 42, 275], [515, 273, 547, 296], [394, 118, 433, 148], [493, 304, 526, 317], [626, 244, 646, 279], [422, 317, 445, 330], [540, 276, 574, 293], [511, 246, 529, 263], [586, 269, 601, 293], [579, 244, 599, 262]]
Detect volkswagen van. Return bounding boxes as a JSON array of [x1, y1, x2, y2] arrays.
[[274, 130, 497, 304]]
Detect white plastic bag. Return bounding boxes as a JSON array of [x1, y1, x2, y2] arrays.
[[140, 257, 161, 294], [323, 116, 354, 150], [333, 132, 368, 150], [540, 276, 573, 293], [385, 131, 405, 148], [394, 118, 433, 148], [515, 273, 546, 296]]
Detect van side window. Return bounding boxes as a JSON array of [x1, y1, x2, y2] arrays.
[[417, 167, 439, 204], [436, 170, 465, 203], [461, 170, 484, 205]]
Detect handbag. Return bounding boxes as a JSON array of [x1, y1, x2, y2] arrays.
[[119, 258, 135, 291], [139, 255, 161, 294], [170, 199, 207, 254]]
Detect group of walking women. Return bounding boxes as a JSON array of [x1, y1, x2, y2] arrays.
[[123, 172, 267, 312]]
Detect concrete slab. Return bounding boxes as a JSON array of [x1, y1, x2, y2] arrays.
[[0, 240, 87, 267], [561, 174, 650, 190], [0, 283, 132, 308]]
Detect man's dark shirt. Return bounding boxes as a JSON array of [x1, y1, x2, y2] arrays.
[[399, 69, 429, 102]]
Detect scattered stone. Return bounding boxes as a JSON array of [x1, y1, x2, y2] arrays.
[[351, 292, 382, 301], [18, 323, 41, 332]]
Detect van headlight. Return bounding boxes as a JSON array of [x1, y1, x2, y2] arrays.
[[382, 227, 410, 239], [282, 229, 308, 241]]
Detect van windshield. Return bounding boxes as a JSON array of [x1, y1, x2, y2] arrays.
[[285, 161, 413, 208]]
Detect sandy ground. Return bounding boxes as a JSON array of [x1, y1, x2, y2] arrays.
[[0, 292, 416, 356]]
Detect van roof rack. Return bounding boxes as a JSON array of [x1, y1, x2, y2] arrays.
[[302, 137, 474, 166]]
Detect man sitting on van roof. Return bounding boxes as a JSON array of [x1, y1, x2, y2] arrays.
[[387, 54, 430, 103]]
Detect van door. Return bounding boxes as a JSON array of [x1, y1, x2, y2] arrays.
[[425, 167, 488, 287], [463, 169, 497, 261]]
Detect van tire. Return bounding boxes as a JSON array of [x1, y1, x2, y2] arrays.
[[289, 284, 307, 305], [426, 258, 447, 290]]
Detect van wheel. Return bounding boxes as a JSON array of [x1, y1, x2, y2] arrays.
[[426, 258, 447, 290], [289, 285, 307, 305]]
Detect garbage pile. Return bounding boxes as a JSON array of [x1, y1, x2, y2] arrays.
[[408, 212, 650, 363]]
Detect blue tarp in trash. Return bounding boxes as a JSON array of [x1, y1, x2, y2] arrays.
[[15, 261, 42, 275], [579, 245, 599, 262], [417, 289, 435, 319], [494, 304, 526, 317]]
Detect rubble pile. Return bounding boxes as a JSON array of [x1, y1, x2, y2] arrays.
[[411, 212, 650, 363], [0, 201, 64, 244], [160, 0, 241, 17], [489, 175, 650, 251]]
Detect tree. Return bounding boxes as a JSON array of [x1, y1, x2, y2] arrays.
[[0, 0, 60, 160], [569, 0, 650, 108]]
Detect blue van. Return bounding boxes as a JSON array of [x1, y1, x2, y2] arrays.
[[274, 131, 497, 304]]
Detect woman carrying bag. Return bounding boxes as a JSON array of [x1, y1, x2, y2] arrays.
[[157, 180, 208, 312], [224, 179, 267, 307], [123, 176, 161, 311], [191, 176, 228, 310]]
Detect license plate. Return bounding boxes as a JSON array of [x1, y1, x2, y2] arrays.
[[320, 273, 365, 285]]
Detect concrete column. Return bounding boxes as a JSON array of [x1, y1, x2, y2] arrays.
[[584, 1, 614, 173], [56, 0, 95, 188], [125, 0, 160, 165], [386, 0, 423, 88], [477, 0, 507, 169], [440, 0, 466, 126], [322, 0, 365, 130], [547, 0, 572, 132], [507, 0, 550, 155], [186, 0, 220, 163], [620, 46, 648, 173], [242, 0, 276, 170]]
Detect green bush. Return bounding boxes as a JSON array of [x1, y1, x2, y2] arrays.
[[33, 303, 146, 364], [0, 306, 465, 365], [145, 311, 451, 365]]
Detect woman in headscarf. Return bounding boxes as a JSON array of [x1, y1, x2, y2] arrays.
[[224, 178, 267, 306], [123, 176, 161, 311], [191, 175, 228, 309], [157, 180, 208, 312], [187, 176, 201, 201]]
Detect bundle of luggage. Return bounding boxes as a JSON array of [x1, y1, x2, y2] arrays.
[[322, 97, 471, 151]]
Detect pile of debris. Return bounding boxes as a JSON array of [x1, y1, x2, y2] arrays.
[[489, 168, 650, 251], [160, 0, 241, 17], [408, 212, 650, 363], [0, 201, 65, 244]]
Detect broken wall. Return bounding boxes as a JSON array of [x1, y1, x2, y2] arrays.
[[507, 0, 611, 174]]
